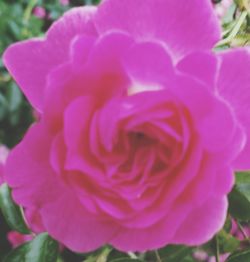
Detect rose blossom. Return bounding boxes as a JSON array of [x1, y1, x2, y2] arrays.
[[3, 0, 250, 252]]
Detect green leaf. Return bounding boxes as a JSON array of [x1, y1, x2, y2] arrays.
[[228, 172, 250, 220], [226, 248, 250, 262], [0, 93, 8, 121], [4, 233, 59, 262], [223, 216, 232, 233], [217, 229, 240, 253], [181, 256, 196, 262], [158, 245, 192, 262], [235, 172, 250, 201], [0, 183, 30, 234], [7, 82, 22, 112], [84, 246, 112, 262], [228, 188, 250, 220]]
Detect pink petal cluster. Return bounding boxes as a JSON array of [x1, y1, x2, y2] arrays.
[[214, 0, 233, 18], [33, 6, 46, 19], [193, 250, 229, 262], [59, 0, 70, 6], [208, 253, 230, 262], [3, 0, 250, 252], [231, 219, 250, 240]]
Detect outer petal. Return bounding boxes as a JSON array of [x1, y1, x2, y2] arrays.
[[41, 190, 120, 252], [110, 203, 190, 252], [217, 49, 250, 169], [95, 0, 221, 60], [169, 75, 236, 152], [5, 123, 60, 207], [172, 196, 227, 245], [3, 7, 97, 111], [176, 51, 218, 88], [5, 122, 119, 252]]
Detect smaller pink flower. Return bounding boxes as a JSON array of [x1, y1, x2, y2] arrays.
[[33, 6, 46, 19], [193, 250, 209, 261], [231, 219, 250, 240], [214, 0, 233, 18], [208, 253, 230, 262], [0, 145, 9, 185], [59, 0, 69, 6], [7, 231, 33, 248]]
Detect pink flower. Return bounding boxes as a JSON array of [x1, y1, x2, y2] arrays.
[[193, 250, 209, 261], [214, 0, 233, 18], [231, 219, 250, 240], [33, 6, 46, 19], [208, 253, 230, 262], [59, 0, 69, 6], [0, 145, 9, 185], [7, 231, 33, 248], [3, 0, 250, 253]]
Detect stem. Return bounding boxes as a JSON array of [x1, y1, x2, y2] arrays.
[[215, 235, 220, 262], [127, 252, 138, 259], [155, 250, 162, 262], [96, 246, 112, 262], [216, 10, 248, 47], [237, 220, 250, 242], [23, 0, 38, 22]]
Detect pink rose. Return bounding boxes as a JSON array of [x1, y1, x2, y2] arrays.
[[33, 6, 46, 19], [59, 0, 69, 6], [3, 0, 250, 253]]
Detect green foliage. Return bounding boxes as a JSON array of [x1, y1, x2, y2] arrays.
[[3, 233, 59, 262], [226, 248, 250, 262], [0, 183, 30, 234], [228, 172, 250, 220], [217, 229, 240, 253], [157, 245, 193, 262]]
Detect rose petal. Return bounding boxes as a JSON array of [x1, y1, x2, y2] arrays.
[[123, 41, 174, 87], [41, 190, 120, 252], [5, 123, 60, 207], [217, 49, 250, 169], [3, 7, 97, 110], [177, 51, 218, 88], [172, 196, 227, 245], [95, 0, 221, 60]]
